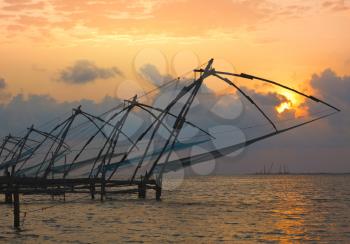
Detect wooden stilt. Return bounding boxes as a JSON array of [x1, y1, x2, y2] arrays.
[[4, 169, 12, 204], [13, 187, 20, 229], [138, 182, 146, 199], [100, 178, 105, 202], [155, 185, 162, 201], [5, 191, 12, 204], [90, 182, 95, 200]]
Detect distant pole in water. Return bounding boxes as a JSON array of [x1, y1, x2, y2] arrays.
[[4, 167, 12, 204], [100, 171, 106, 202], [155, 184, 162, 201], [268, 162, 274, 174], [138, 175, 146, 199], [13, 185, 20, 229], [90, 181, 95, 200]]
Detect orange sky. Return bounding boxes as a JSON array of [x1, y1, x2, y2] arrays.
[[0, 0, 349, 105]]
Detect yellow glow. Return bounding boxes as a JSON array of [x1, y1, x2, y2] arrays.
[[276, 101, 292, 113], [279, 90, 299, 105], [275, 90, 297, 114], [275, 89, 309, 117]]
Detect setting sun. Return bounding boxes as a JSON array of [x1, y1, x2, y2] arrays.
[[274, 89, 308, 117], [276, 101, 292, 113]]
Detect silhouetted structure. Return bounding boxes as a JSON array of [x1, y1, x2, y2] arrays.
[[0, 59, 340, 228]]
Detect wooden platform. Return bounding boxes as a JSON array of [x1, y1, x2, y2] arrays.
[[0, 176, 161, 229]]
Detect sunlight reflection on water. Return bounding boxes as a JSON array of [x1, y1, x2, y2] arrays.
[[1, 175, 350, 243]]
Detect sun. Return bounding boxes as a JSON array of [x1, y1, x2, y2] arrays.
[[274, 89, 307, 117], [276, 101, 292, 113]]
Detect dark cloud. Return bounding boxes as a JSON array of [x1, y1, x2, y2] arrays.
[[138, 64, 172, 86], [0, 77, 6, 89], [58, 60, 123, 84], [0, 94, 121, 136], [311, 69, 350, 105], [247, 89, 287, 106], [308, 69, 350, 137], [0, 77, 10, 103]]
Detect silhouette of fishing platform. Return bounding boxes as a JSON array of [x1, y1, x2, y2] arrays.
[[0, 59, 340, 228], [256, 162, 290, 175]]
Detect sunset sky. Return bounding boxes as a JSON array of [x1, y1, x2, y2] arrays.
[[0, 0, 349, 101], [0, 0, 349, 172]]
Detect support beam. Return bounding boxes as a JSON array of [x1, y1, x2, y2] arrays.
[[5, 169, 12, 204], [138, 182, 146, 199], [90, 182, 95, 200], [5, 191, 12, 204], [13, 187, 20, 229], [100, 177, 105, 202], [155, 185, 162, 201]]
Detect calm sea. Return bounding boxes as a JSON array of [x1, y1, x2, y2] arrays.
[[1, 175, 350, 243]]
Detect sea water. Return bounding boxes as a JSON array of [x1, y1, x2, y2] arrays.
[[1, 175, 350, 243]]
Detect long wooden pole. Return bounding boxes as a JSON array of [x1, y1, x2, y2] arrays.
[[13, 186, 20, 229]]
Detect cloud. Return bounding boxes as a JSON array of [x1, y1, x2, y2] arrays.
[[2, 1, 45, 11], [0, 0, 316, 41], [311, 69, 350, 105], [322, 0, 349, 11], [0, 0, 348, 46], [138, 64, 172, 86], [0, 77, 10, 103], [0, 94, 121, 136], [308, 69, 350, 137], [248, 89, 287, 107], [58, 60, 123, 84], [0, 77, 6, 89]]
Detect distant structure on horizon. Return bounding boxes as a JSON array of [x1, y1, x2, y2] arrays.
[[256, 162, 290, 175]]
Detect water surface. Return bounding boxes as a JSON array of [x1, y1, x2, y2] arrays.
[[1, 175, 350, 243]]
